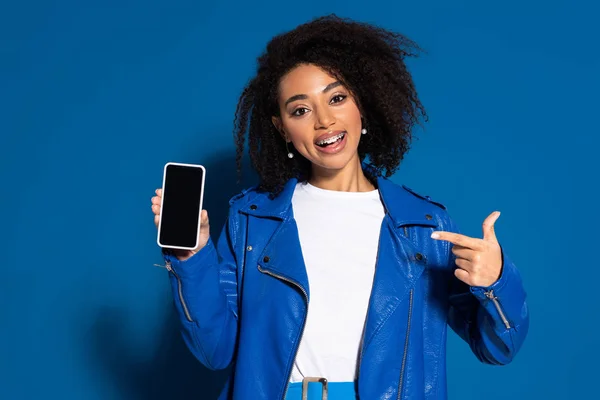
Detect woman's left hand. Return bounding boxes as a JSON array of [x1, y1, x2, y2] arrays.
[[430, 211, 503, 287]]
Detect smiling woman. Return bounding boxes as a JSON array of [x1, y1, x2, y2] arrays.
[[150, 13, 529, 400], [233, 14, 426, 196]]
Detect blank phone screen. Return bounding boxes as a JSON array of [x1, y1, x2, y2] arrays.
[[159, 164, 205, 248]]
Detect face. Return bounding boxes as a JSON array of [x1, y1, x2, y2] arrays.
[[272, 64, 363, 175]]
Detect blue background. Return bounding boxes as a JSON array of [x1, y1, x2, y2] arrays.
[[1, 0, 598, 399]]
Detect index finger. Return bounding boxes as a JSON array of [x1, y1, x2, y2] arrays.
[[430, 231, 484, 250]]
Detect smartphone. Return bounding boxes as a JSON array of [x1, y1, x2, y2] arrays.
[[157, 162, 206, 250]]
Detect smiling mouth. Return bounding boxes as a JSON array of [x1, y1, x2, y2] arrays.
[[316, 131, 346, 147]]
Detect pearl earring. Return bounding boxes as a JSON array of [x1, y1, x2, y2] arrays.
[[286, 141, 294, 158], [361, 128, 367, 135]]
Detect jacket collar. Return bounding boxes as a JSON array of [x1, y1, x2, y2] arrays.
[[377, 177, 440, 228], [239, 177, 298, 220], [240, 164, 440, 228]]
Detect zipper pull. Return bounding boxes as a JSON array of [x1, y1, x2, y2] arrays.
[[153, 261, 173, 271], [484, 289, 511, 329]]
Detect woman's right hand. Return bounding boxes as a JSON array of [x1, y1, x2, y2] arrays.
[[151, 188, 211, 261]]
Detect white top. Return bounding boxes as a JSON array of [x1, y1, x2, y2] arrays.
[[289, 181, 386, 383]]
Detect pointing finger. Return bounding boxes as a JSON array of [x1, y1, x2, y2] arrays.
[[431, 231, 485, 251]]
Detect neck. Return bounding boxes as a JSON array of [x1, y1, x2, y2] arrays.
[[308, 157, 375, 192]]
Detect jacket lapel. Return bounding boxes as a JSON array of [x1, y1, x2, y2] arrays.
[[376, 176, 440, 284], [239, 178, 310, 300], [257, 218, 310, 300]]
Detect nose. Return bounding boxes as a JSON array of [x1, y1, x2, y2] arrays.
[[314, 105, 335, 130]]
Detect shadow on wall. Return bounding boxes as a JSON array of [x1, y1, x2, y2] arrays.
[[89, 307, 229, 400], [89, 149, 258, 400]]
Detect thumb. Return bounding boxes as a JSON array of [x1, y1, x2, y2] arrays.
[[482, 211, 500, 242], [199, 209, 210, 234]]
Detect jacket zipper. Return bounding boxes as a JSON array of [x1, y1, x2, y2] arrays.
[[484, 289, 511, 329], [397, 289, 414, 400], [165, 261, 193, 322], [257, 265, 309, 400]]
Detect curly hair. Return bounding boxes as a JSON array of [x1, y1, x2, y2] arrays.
[[234, 14, 427, 196]]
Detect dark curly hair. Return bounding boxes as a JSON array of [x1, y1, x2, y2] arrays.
[[234, 14, 427, 196]]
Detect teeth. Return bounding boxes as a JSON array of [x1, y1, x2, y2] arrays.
[[317, 132, 345, 146]]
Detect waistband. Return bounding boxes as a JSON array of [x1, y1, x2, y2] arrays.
[[285, 380, 358, 400]]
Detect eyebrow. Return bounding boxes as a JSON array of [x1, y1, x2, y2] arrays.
[[284, 81, 343, 107]]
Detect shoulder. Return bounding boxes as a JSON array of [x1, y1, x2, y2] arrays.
[[400, 184, 447, 211], [398, 184, 459, 232], [227, 184, 263, 208], [379, 176, 447, 211], [377, 177, 456, 230]]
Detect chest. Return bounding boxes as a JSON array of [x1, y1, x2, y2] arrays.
[[292, 195, 385, 285]]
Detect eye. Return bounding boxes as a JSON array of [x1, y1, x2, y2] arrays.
[[330, 94, 347, 104], [291, 107, 309, 117]]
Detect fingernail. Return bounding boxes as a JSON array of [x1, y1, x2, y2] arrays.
[[431, 232, 440, 239]]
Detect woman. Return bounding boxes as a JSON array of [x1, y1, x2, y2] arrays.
[[150, 14, 529, 400]]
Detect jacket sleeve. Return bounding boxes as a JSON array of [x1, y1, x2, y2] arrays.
[[162, 215, 239, 371], [445, 215, 529, 365]]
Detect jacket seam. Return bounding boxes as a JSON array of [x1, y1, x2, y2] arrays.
[[209, 311, 236, 370], [278, 318, 305, 398], [227, 212, 240, 317], [188, 318, 215, 370], [362, 299, 401, 353], [507, 323, 517, 354], [434, 318, 447, 399]]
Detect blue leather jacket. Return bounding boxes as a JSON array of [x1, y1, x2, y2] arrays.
[[163, 173, 529, 399]]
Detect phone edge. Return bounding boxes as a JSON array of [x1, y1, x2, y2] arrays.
[[156, 162, 206, 251]]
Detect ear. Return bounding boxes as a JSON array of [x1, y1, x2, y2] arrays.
[[271, 116, 288, 142]]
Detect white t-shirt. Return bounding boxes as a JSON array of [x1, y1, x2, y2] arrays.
[[289, 181, 386, 383]]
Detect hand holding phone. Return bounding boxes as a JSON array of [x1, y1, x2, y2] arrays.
[[151, 162, 210, 261]]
